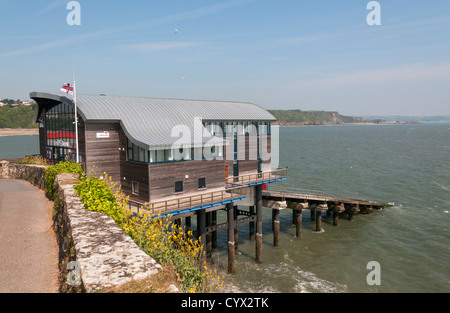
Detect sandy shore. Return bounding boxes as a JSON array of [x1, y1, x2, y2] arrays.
[[0, 128, 39, 136]]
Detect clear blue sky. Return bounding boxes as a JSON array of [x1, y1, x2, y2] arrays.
[[1, 0, 449, 116]]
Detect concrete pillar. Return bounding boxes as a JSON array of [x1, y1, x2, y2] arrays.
[[185, 216, 191, 233], [211, 211, 217, 249], [206, 212, 212, 259], [347, 205, 357, 221], [315, 210, 322, 232], [273, 209, 280, 247], [333, 210, 339, 226], [197, 209, 206, 261], [249, 206, 255, 242], [226, 203, 235, 274], [234, 206, 238, 252], [295, 209, 302, 238], [255, 185, 263, 264]]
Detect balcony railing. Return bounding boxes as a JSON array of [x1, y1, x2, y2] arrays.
[[225, 167, 288, 188], [124, 187, 247, 217]]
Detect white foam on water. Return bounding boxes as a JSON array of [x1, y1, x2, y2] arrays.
[[433, 181, 450, 191], [222, 262, 347, 293]]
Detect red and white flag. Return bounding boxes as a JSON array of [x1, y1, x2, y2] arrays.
[[61, 83, 74, 95]]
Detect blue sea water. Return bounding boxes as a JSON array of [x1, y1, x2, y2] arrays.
[[2, 125, 449, 293], [219, 123, 450, 293]]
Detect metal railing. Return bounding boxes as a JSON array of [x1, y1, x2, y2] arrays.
[[225, 167, 288, 188], [124, 187, 246, 216]]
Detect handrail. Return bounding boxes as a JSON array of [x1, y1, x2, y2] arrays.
[[225, 167, 288, 188], [123, 188, 245, 216]]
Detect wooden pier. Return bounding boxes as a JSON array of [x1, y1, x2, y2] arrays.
[[124, 169, 390, 275], [262, 189, 389, 244]]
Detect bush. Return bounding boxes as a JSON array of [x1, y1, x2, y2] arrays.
[[16, 155, 50, 166], [74, 174, 128, 226], [74, 172, 223, 293], [45, 161, 84, 199]]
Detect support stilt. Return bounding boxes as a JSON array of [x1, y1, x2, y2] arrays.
[[185, 216, 191, 233], [273, 209, 280, 247], [255, 185, 263, 264], [212, 211, 217, 250], [315, 210, 322, 232], [197, 209, 206, 262], [227, 203, 235, 274], [249, 206, 255, 242], [295, 209, 302, 238], [206, 212, 212, 259], [234, 206, 238, 252], [333, 210, 339, 226]]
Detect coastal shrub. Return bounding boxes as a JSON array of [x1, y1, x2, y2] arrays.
[[74, 172, 223, 293], [74, 174, 129, 226], [16, 155, 50, 166], [45, 161, 84, 199]]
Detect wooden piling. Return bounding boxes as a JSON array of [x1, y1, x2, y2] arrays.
[[234, 206, 238, 252], [227, 203, 235, 274], [295, 208, 302, 238], [249, 206, 255, 242], [273, 209, 280, 247], [185, 216, 191, 233], [206, 212, 212, 259], [197, 209, 206, 262], [212, 211, 217, 249], [315, 210, 322, 232], [255, 185, 263, 264], [333, 210, 339, 226]]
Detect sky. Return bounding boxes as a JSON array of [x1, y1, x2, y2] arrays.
[[0, 0, 449, 116]]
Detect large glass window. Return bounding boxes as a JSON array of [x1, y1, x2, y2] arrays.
[[44, 102, 76, 161]]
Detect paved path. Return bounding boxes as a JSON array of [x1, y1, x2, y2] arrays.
[[0, 179, 59, 293]]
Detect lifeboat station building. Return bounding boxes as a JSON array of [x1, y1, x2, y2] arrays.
[[30, 91, 287, 270]]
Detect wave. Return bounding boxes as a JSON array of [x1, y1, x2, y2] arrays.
[[222, 262, 347, 293], [433, 181, 450, 191]]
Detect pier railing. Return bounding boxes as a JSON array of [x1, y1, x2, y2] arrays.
[[225, 167, 288, 188], [124, 187, 246, 216]]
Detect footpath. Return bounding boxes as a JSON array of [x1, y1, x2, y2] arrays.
[[0, 179, 59, 293]]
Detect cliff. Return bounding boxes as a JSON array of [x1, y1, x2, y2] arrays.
[[268, 110, 385, 126]]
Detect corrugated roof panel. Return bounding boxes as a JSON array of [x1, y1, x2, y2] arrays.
[[30, 92, 276, 150]]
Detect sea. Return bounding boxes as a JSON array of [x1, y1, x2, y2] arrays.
[[1, 124, 449, 293]]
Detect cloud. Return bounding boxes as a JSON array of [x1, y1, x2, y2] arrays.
[[121, 41, 203, 52], [1, 0, 260, 58], [296, 63, 450, 89], [34, 0, 67, 17]]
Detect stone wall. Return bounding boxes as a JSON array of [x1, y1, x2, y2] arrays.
[[1, 162, 163, 292]]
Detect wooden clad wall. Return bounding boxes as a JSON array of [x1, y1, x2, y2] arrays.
[[149, 159, 225, 200], [84, 122, 121, 183], [118, 128, 150, 203]]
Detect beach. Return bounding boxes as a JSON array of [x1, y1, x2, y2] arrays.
[[0, 128, 39, 136]]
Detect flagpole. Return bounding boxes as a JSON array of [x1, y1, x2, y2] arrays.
[[73, 68, 79, 164]]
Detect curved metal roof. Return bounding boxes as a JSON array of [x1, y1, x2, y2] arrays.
[[30, 92, 275, 150]]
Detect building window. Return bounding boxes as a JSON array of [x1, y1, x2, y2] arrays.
[[132, 181, 139, 195], [175, 181, 183, 193], [198, 178, 206, 189]]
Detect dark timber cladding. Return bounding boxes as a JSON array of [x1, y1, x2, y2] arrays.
[[30, 91, 288, 274]]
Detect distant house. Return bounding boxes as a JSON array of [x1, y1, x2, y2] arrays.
[[0, 102, 5, 106]]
